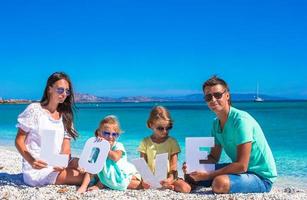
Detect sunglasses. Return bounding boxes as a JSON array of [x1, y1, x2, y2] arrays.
[[156, 126, 172, 132], [55, 87, 71, 96], [101, 131, 120, 138], [204, 90, 226, 102]]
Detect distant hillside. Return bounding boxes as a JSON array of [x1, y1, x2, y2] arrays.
[[74, 93, 288, 103]]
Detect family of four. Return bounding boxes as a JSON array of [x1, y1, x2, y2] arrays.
[[15, 72, 277, 194]]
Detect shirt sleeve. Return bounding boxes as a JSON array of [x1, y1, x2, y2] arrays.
[[138, 138, 147, 154], [113, 142, 126, 156], [170, 138, 181, 155], [211, 120, 221, 146], [234, 118, 254, 145], [16, 103, 40, 133]]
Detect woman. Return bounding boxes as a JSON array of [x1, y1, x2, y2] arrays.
[[15, 72, 84, 186], [185, 76, 277, 194]]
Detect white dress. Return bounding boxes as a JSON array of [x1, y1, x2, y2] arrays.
[[16, 103, 70, 186]]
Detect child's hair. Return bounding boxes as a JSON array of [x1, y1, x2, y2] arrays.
[[95, 115, 122, 137], [147, 106, 173, 128]]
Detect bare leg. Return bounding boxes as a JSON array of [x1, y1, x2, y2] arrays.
[[127, 176, 150, 189], [55, 168, 84, 185], [88, 181, 105, 191], [77, 173, 91, 194], [173, 179, 191, 193], [68, 157, 79, 169]]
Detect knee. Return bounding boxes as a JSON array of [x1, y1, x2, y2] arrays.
[[212, 175, 230, 194], [174, 180, 192, 193]]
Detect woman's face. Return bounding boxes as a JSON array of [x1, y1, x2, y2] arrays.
[[151, 120, 172, 139], [48, 79, 70, 104], [204, 84, 230, 113]]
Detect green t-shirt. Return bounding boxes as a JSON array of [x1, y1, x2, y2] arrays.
[[97, 142, 140, 190], [138, 136, 181, 173], [211, 107, 277, 183]]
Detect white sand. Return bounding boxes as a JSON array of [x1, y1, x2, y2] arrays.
[[1, 146, 306, 200]]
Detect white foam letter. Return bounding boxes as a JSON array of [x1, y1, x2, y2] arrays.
[[185, 137, 215, 173], [40, 130, 69, 167], [78, 137, 110, 174], [131, 153, 168, 189]]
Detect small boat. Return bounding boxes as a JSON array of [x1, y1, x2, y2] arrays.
[[254, 83, 264, 102]]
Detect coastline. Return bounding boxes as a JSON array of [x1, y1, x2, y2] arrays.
[[1, 146, 306, 200]]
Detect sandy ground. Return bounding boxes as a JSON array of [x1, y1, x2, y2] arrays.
[[1, 147, 306, 200]]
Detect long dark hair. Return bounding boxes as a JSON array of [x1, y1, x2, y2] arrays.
[[40, 72, 78, 139]]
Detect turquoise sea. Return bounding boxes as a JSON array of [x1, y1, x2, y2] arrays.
[[1, 101, 307, 189]]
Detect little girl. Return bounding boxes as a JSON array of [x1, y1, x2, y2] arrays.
[[77, 115, 145, 193], [138, 106, 191, 193]]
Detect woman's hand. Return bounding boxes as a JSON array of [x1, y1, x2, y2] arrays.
[[53, 166, 65, 172], [189, 170, 211, 181], [30, 159, 48, 169]]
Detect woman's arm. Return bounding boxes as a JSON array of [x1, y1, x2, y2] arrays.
[[190, 142, 252, 181], [61, 138, 71, 155], [15, 128, 47, 169]]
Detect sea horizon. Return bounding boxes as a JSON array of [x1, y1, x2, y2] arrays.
[[1, 101, 307, 189]]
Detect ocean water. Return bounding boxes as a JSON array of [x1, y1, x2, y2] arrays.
[[1, 101, 307, 189]]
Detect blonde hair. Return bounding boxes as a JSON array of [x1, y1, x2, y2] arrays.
[[95, 115, 122, 137], [147, 106, 173, 128]]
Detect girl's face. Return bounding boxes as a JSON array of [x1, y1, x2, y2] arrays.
[[151, 120, 172, 139], [48, 79, 70, 105], [98, 124, 120, 145], [204, 84, 230, 114]]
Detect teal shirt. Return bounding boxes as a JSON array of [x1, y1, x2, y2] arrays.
[[211, 107, 277, 183], [97, 142, 139, 190]]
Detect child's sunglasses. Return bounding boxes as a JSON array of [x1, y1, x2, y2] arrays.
[[102, 131, 120, 138], [204, 90, 226, 102], [156, 126, 172, 132], [55, 87, 71, 96]]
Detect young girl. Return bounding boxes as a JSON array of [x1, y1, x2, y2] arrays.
[[138, 106, 191, 193], [77, 115, 145, 193]]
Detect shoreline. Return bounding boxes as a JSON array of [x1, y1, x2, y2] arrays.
[[1, 146, 307, 199]]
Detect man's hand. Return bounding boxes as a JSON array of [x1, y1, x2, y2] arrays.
[[189, 170, 211, 181]]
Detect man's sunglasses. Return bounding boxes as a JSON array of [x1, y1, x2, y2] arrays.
[[55, 87, 71, 96], [156, 126, 172, 132], [101, 131, 120, 138], [204, 90, 226, 102]]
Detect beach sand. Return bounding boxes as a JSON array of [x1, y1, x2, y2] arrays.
[[1, 147, 306, 200]]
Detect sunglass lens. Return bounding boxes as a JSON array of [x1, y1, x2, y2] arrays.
[[65, 89, 71, 96], [56, 88, 65, 94], [205, 94, 213, 102], [103, 131, 111, 137], [213, 92, 223, 99]]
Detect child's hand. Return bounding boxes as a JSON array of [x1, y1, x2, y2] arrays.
[[95, 136, 105, 142], [77, 167, 86, 174]]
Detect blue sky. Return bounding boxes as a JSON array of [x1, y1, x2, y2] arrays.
[[0, 0, 306, 99]]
